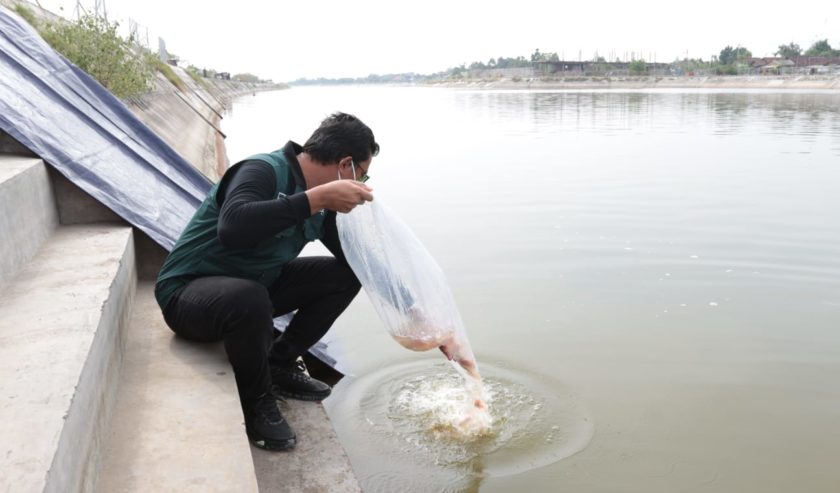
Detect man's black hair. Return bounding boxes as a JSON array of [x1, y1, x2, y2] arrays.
[[303, 112, 380, 165]]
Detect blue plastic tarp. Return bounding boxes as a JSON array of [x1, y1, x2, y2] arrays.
[[0, 6, 210, 250], [0, 7, 337, 366]]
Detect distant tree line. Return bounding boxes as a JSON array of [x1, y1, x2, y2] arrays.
[[774, 39, 840, 57], [711, 39, 840, 74], [291, 40, 840, 85]]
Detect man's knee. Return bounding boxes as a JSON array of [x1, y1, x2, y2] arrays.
[[333, 261, 361, 295], [225, 279, 274, 326]]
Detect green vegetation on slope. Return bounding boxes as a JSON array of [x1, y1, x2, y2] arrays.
[[15, 8, 151, 98], [12, 6, 275, 98], [12, 3, 38, 26], [186, 66, 212, 91], [145, 52, 186, 91]]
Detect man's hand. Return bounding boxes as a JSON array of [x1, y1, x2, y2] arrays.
[[306, 181, 373, 214], [390, 306, 454, 351], [439, 337, 480, 380]]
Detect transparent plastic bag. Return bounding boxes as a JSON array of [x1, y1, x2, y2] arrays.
[[338, 200, 489, 427]]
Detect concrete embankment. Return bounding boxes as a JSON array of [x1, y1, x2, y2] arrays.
[[429, 75, 840, 91], [127, 72, 282, 181]]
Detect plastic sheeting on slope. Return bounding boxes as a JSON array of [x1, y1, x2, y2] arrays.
[[0, 7, 336, 366], [0, 7, 210, 249]]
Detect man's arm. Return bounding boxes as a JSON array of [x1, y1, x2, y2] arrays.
[[216, 160, 310, 248]]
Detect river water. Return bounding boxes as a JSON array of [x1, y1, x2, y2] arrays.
[[222, 86, 840, 493]]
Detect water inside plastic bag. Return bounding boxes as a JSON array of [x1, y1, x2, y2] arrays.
[[338, 200, 490, 432]]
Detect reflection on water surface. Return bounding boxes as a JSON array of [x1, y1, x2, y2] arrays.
[[224, 87, 840, 493]]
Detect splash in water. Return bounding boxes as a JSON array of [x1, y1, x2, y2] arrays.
[[328, 359, 594, 493], [393, 328, 492, 436], [391, 363, 493, 441]]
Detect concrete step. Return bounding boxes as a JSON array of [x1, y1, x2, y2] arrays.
[[251, 399, 362, 493], [0, 224, 136, 493], [0, 156, 59, 287], [97, 281, 258, 493]]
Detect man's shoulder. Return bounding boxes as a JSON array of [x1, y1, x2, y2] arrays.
[[216, 158, 280, 200], [242, 149, 289, 168]]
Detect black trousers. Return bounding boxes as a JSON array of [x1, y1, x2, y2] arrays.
[[161, 256, 361, 408]]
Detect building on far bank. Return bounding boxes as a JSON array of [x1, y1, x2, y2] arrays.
[[534, 60, 671, 76], [748, 56, 840, 75], [748, 57, 795, 74], [790, 56, 840, 74]]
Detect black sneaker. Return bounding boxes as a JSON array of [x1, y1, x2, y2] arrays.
[[245, 392, 296, 451], [271, 359, 332, 401]]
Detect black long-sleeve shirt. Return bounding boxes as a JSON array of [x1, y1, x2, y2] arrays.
[[214, 146, 413, 308], [214, 157, 350, 265]]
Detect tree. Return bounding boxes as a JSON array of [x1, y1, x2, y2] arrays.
[[804, 39, 839, 56], [529, 49, 559, 62], [629, 59, 648, 75], [733, 46, 753, 62], [719, 46, 735, 64], [233, 73, 260, 83], [719, 45, 752, 65], [495, 56, 531, 69], [775, 42, 801, 58]]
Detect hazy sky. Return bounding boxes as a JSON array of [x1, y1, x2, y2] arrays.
[[32, 0, 840, 82]]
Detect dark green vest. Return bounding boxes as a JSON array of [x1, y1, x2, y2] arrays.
[[154, 150, 324, 309]]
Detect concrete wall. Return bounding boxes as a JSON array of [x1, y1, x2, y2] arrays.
[[0, 129, 36, 156], [126, 70, 281, 181], [467, 67, 535, 79]]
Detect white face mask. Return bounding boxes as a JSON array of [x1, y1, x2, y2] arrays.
[[338, 161, 359, 181]]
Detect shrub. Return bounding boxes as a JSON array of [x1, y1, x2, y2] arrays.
[[629, 59, 648, 75], [186, 67, 211, 91], [233, 73, 260, 83], [715, 64, 737, 75], [13, 4, 38, 27], [39, 14, 151, 98], [145, 53, 186, 91]]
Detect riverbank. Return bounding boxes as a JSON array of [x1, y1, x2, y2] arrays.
[[126, 71, 283, 181], [427, 74, 840, 91]]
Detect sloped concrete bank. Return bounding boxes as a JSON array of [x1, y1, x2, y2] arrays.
[[126, 72, 284, 181]]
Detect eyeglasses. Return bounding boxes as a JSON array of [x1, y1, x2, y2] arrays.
[[351, 160, 370, 183]]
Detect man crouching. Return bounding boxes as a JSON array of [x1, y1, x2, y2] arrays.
[[155, 112, 377, 450]]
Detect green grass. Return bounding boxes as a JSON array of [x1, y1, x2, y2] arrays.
[[186, 67, 211, 91], [146, 54, 186, 91], [39, 14, 151, 98], [13, 4, 38, 27], [26, 11, 265, 99]]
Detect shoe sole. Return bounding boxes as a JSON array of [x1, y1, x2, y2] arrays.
[[249, 435, 296, 451], [275, 388, 332, 402]]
